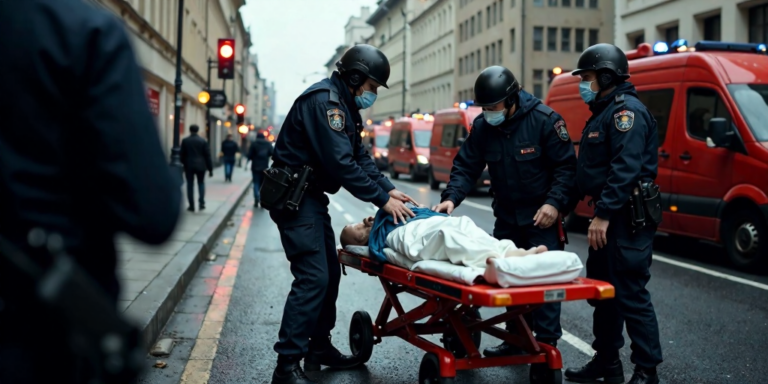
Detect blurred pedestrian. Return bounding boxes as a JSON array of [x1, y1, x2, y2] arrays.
[[0, 0, 181, 382], [221, 133, 239, 182], [181, 124, 213, 211], [247, 132, 274, 208]]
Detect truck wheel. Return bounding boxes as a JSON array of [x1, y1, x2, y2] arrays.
[[389, 164, 399, 180], [723, 208, 767, 270], [429, 170, 440, 190]]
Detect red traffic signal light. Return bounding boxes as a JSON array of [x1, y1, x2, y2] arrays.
[[218, 38, 235, 79], [234, 103, 245, 115]]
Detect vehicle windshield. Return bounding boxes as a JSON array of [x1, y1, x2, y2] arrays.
[[414, 130, 432, 148], [728, 84, 768, 142], [375, 134, 389, 148]]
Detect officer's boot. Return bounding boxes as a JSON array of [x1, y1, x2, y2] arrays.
[[304, 336, 360, 372], [482, 341, 526, 357], [271, 361, 316, 384], [628, 365, 659, 384], [564, 353, 625, 383]]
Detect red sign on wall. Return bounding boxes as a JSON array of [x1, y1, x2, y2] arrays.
[[146, 88, 160, 116]]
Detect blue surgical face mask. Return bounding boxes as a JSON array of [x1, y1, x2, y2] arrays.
[[579, 81, 598, 104], [483, 109, 507, 126], [355, 91, 377, 109]]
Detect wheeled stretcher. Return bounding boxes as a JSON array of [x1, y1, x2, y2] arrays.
[[338, 249, 615, 384]]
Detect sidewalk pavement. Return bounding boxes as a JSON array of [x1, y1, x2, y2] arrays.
[[115, 165, 254, 350]]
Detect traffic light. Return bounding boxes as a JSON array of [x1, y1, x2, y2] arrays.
[[549, 67, 563, 84], [234, 103, 245, 125], [218, 38, 235, 79]]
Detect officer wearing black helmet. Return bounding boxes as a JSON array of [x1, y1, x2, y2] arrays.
[[268, 44, 416, 384], [433, 66, 577, 362], [564, 43, 662, 384]]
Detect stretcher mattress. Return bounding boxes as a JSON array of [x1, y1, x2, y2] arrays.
[[343, 245, 583, 287]]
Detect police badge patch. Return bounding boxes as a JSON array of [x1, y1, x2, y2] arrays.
[[554, 120, 569, 141], [614, 110, 635, 132], [327, 108, 345, 131]]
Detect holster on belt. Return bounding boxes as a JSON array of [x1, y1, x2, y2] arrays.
[[557, 214, 568, 246], [628, 181, 663, 229], [259, 165, 313, 211]]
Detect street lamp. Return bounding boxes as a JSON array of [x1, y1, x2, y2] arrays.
[[169, 0, 185, 180], [302, 71, 327, 83]]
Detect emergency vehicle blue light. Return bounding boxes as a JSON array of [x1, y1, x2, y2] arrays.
[[694, 40, 767, 54], [670, 39, 689, 52], [459, 102, 468, 109], [653, 42, 669, 53]]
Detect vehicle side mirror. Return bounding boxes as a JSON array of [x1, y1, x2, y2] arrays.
[[456, 137, 466, 146], [707, 117, 733, 148]]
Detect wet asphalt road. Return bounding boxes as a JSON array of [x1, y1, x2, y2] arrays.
[[140, 176, 768, 384]]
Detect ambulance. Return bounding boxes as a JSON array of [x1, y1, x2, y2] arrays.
[[546, 40, 768, 269]]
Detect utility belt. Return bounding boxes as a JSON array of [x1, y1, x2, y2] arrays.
[[588, 181, 663, 229], [259, 163, 313, 211]]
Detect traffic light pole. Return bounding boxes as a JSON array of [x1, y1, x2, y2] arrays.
[[170, 0, 185, 179], [206, 58, 213, 141]]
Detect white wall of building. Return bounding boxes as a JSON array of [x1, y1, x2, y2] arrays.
[[410, 0, 456, 113]]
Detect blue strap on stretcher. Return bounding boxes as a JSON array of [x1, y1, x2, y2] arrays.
[[368, 203, 448, 262]]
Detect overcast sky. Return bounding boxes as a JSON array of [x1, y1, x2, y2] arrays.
[[241, 0, 381, 117]]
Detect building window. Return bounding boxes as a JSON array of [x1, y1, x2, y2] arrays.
[[498, 39, 503, 63], [478, 11, 482, 33], [487, 6, 491, 28], [500, 0, 504, 21], [533, 27, 544, 50], [637, 89, 675, 145], [547, 27, 557, 51], [549, 0, 557, 6], [588, 29, 599, 46], [512, 0, 516, 7], [470, 52, 475, 72], [533, 0, 543, 7], [633, 33, 645, 47], [561, 28, 571, 51], [477, 49, 481, 70], [493, 2, 497, 25], [665, 26, 678, 44], [749, 5, 768, 43], [510, 28, 516, 51], [575, 28, 585, 51], [589, 0, 597, 8], [459, 58, 463, 75], [491, 42, 496, 64], [562, 0, 571, 6], [471, 16, 475, 38], [464, 20, 469, 40], [575, 0, 584, 7], [485, 45, 490, 67], [704, 15, 721, 41], [459, 24, 464, 42], [533, 84, 543, 98], [534, 69, 544, 81]]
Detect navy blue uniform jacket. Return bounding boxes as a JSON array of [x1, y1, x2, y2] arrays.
[[441, 90, 577, 225], [272, 72, 395, 207], [575, 82, 658, 220]]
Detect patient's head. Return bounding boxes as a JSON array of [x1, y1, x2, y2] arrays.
[[340, 216, 374, 247]]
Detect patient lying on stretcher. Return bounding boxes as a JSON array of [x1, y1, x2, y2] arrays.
[[340, 202, 549, 268]]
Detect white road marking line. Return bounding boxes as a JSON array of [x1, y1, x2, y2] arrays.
[[652, 255, 768, 291], [561, 329, 595, 356], [343, 213, 355, 223], [329, 200, 344, 213]]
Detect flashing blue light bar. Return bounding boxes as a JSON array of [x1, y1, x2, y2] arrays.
[[653, 41, 669, 54], [670, 39, 689, 52], [694, 40, 768, 54], [459, 102, 468, 109]]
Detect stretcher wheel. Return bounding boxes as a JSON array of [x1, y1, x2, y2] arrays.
[[441, 308, 482, 358], [529, 363, 563, 384], [418, 353, 455, 384], [349, 311, 374, 364]]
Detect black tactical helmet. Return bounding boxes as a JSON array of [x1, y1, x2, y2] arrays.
[[336, 44, 391, 88], [572, 43, 630, 87], [473, 66, 520, 107]]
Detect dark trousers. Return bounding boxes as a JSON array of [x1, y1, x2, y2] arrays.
[[493, 221, 563, 342], [223, 159, 235, 180], [185, 170, 205, 208], [587, 211, 663, 368], [270, 193, 341, 360], [252, 169, 265, 202]]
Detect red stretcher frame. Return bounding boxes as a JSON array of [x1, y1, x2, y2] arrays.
[[338, 249, 615, 380]]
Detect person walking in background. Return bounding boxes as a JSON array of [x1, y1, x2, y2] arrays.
[[247, 132, 274, 208], [181, 124, 213, 212], [221, 133, 239, 182]]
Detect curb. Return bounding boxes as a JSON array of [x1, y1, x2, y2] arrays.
[[125, 179, 252, 351]]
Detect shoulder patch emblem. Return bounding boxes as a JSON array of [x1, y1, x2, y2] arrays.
[[327, 108, 345, 131], [614, 110, 635, 132], [554, 119, 569, 141]]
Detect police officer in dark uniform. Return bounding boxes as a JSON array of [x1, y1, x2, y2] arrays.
[[268, 44, 415, 384], [432, 66, 577, 360], [564, 43, 662, 384]]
